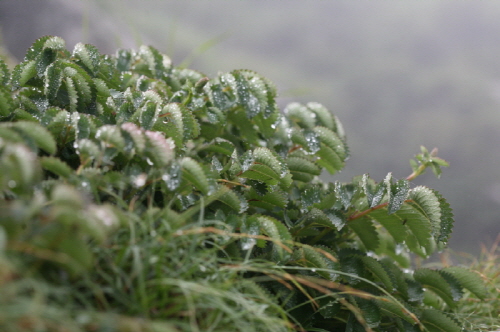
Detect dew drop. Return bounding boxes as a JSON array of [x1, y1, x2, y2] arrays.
[[395, 243, 405, 255], [211, 156, 223, 173], [133, 173, 147, 187], [239, 199, 249, 213], [149, 256, 159, 264], [91, 205, 118, 227], [304, 130, 320, 153], [241, 238, 256, 250]]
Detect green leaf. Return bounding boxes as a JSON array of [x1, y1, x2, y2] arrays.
[[405, 278, 424, 303], [376, 233, 411, 268], [241, 163, 279, 185], [252, 111, 280, 138], [246, 186, 288, 209], [345, 313, 366, 332], [398, 320, 421, 332], [206, 106, 226, 124], [354, 298, 381, 328], [365, 208, 408, 244], [420, 309, 461, 332], [360, 256, 393, 291], [313, 126, 347, 175], [44, 60, 63, 102], [323, 208, 346, 231], [233, 70, 261, 118], [413, 268, 456, 307], [334, 181, 355, 209], [438, 270, 463, 301], [11, 60, 37, 89], [161, 102, 200, 143], [73, 113, 95, 140], [136, 45, 171, 79], [242, 69, 277, 119], [434, 190, 454, 244], [348, 218, 380, 251], [388, 179, 409, 214], [442, 266, 487, 300], [294, 207, 345, 233], [338, 249, 366, 284], [285, 102, 316, 129], [116, 49, 133, 72], [163, 162, 182, 191], [37, 36, 69, 75], [206, 81, 234, 111], [161, 103, 183, 142], [73, 43, 101, 76], [300, 185, 322, 209], [40, 156, 73, 179], [375, 297, 415, 324], [138, 100, 159, 130], [60, 61, 95, 111], [287, 156, 320, 182], [144, 130, 175, 166], [75, 138, 100, 166], [253, 215, 292, 262], [0, 142, 41, 193], [96, 125, 125, 150], [56, 235, 93, 275], [407, 186, 441, 237], [9, 121, 57, 154], [318, 298, 341, 319], [0, 58, 9, 86], [380, 258, 410, 298], [11, 108, 38, 122], [64, 76, 79, 112], [362, 174, 386, 208], [240, 215, 261, 249], [121, 122, 146, 154], [93, 78, 110, 98], [217, 189, 248, 213], [0, 86, 14, 117], [314, 126, 346, 158], [292, 244, 332, 279], [367, 202, 435, 256], [227, 107, 261, 144], [25, 36, 62, 61], [306, 102, 335, 131], [181, 157, 212, 194], [202, 138, 235, 157], [180, 104, 200, 139], [289, 127, 314, 153]]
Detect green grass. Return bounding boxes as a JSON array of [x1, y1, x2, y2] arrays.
[[452, 237, 500, 331]]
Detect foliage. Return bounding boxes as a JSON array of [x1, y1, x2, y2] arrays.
[[0, 36, 489, 331], [87, 0, 500, 256], [448, 238, 500, 331]]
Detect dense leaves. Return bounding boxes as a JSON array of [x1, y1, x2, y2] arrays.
[[0, 37, 486, 331]]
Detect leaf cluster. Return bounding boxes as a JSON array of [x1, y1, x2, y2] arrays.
[[0, 36, 488, 331]]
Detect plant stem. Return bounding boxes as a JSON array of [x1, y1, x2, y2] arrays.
[[406, 163, 427, 182], [347, 202, 389, 221]]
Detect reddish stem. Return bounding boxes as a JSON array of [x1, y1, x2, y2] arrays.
[[347, 202, 389, 221]]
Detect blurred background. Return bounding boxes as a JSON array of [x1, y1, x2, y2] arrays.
[[1, 0, 499, 255]]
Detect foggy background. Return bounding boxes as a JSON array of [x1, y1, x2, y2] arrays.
[[1, 0, 499, 255]]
